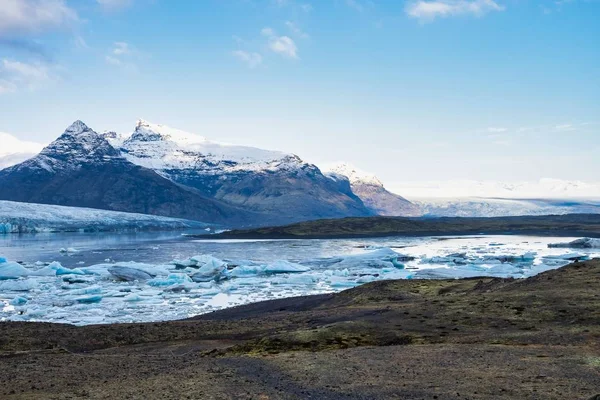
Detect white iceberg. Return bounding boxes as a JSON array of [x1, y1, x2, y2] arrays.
[[0, 262, 30, 280], [0, 279, 36, 291], [548, 238, 600, 249]]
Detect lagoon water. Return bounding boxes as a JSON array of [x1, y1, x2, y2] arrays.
[[1, 232, 597, 325]]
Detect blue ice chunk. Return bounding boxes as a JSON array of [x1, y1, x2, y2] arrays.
[[148, 273, 193, 287], [75, 295, 103, 304], [10, 296, 28, 306]]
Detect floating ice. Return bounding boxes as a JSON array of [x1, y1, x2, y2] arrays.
[[329, 248, 409, 269], [75, 295, 102, 304], [9, 296, 28, 306], [0, 279, 36, 291], [0, 262, 30, 280], [108, 266, 154, 281], [548, 238, 600, 249], [59, 247, 79, 254], [148, 273, 193, 287], [1, 235, 597, 326]]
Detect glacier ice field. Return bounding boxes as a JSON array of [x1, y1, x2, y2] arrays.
[[1, 232, 598, 325]]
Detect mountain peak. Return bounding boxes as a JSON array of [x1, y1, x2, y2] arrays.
[[323, 162, 383, 187], [65, 120, 92, 135]]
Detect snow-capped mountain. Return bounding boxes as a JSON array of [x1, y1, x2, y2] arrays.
[[0, 132, 45, 169], [115, 120, 371, 221], [323, 162, 421, 217], [0, 121, 264, 226], [0, 120, 371, 226], [121, 120, 302, 174]]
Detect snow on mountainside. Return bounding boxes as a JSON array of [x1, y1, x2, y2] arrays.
[[116, 120, 371, 221], [121, 120, 303, 174], [323, 162, 421, 217], [413, 197, 600, 218], [0, 121, 266, 226], [0, 200, 211, 233], [0, 120, 370, 226], [0, 132, 45, 169], [324, 162, 384, 187], [392, 179, 600, 199]]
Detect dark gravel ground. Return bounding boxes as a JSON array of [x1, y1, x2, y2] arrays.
[[1, 260, 599, 399]]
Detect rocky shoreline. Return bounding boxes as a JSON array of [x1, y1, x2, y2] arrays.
[[1, 259, 599, 399]]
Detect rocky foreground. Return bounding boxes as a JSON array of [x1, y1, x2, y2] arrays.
[[1, 260, 599, 399]]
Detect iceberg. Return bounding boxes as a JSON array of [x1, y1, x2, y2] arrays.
[[75, 295, 103, 304], [148, 273, 193, 287], [0, 279, 36, 291], [9, 296, 28, 306], [190, 256, 228, 282], [330, 248, 409, 270], [548, 238, 600, 249], [108, 266, 154, 281], [229, 260, 310, 277], [0, 262, 30, 280]]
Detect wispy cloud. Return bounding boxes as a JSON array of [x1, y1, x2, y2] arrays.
[[232, 50, 263, 68], [105, 41, 141, 72], [0, 58, 57, 93], [262, 27, 298, 59], [0, 38, 53, 61], [554, 124, 576, 132], [285, 21, 309, 39], [406, 0, 504, 21], [300, 3, 313, 12], [0, 0, 78, 37], [487, 127, 507, 133]]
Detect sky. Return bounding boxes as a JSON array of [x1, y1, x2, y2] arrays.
[[0, 0, 599, 193]]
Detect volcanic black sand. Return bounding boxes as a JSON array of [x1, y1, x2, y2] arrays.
[[204, 214, 600, 239], [1, 260, 599, 399]]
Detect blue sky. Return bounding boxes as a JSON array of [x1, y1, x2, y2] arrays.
[[0, 0, 599, 186]]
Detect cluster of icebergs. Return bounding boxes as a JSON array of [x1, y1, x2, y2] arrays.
[[0, 239, 597, 325]]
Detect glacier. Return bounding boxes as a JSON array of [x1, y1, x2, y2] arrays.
[[0, 200, 212, 233]]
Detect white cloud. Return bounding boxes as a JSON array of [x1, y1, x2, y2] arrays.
[[269, 36, 298, 58], [113, 42, 130, 55], [105, 55, 122, 66], [0, 0, 78, 37], [97, 0, 133, 11], [555, 124, 576, 131], [262, 27, 299, 59], [0, 59, 55, 93], [106, 42, 140, 71], [285, 21, 309, 38], [232, 50, 263, 68], [406, 0, 504, 21], [0, 132, 46, 168], [487, 127, 507, 133], [261, 27, 276, 37]]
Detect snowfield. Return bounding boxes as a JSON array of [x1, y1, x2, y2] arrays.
[[0, 200, 212, 233], [120, 120, 305, 174]]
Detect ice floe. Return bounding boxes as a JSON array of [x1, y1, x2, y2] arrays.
[[548, 238, 600, 249], [1, 237, 599, 325]]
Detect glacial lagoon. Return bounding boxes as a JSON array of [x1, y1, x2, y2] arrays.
[[1, 232, 597, 325]]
